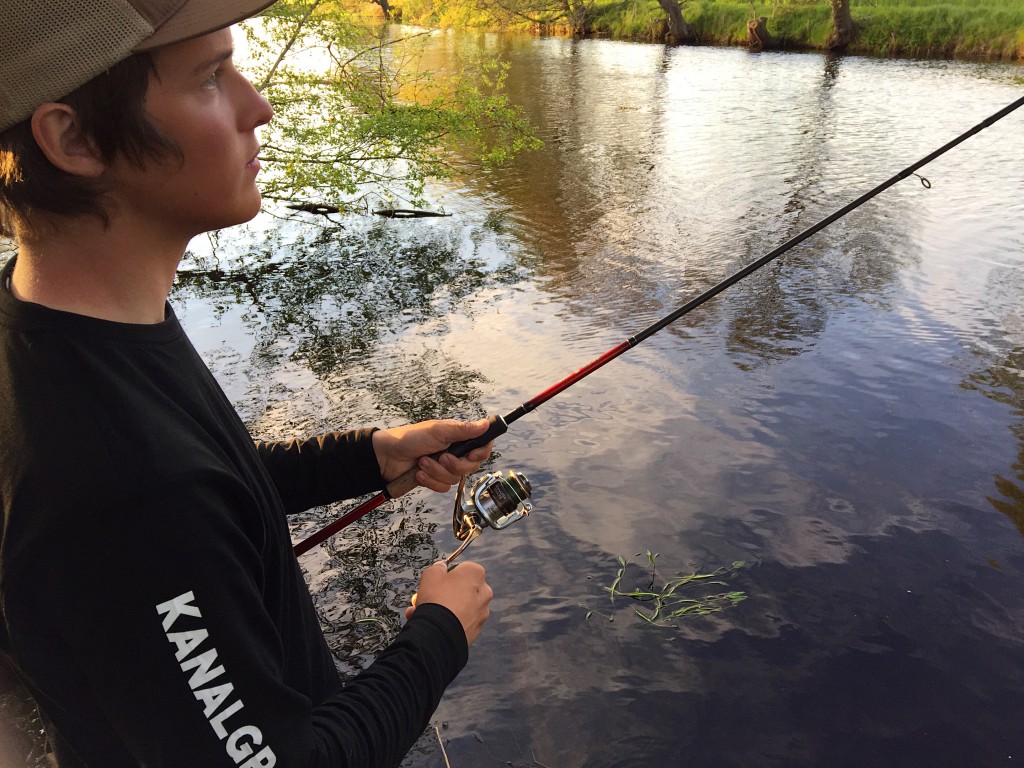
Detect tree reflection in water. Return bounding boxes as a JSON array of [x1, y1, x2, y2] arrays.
[[966, 348, 1024, 539], [175, 219, 518, 387], [173, 214, 523, 671], [723, 55, 919, 372]]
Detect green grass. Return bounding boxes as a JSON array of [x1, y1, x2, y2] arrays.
[[384, 0, 1024, 59], [852, 5, 1024, 58], [587, 1, 1024, 59]]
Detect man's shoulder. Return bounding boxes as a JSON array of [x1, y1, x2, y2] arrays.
[[0, 314, 261, 555], [0, 311, 220, 479]]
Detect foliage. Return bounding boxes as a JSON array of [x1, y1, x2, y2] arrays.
[[600, 0, 673, 41], [388, 0, 1024, 58], [243, 1, 540, 213], [852, 4, 1024, 59], [592, 0, 835, 46], [582, 551, 748, 627], [598, 0, 1024, 56], [393, 0, 603, 35], [476, 0, 599, 35]]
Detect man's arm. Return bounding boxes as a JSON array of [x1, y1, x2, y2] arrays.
[[255, 419, 495, 514], [5, 478, 488, 768], [256, 428, 383, 514]]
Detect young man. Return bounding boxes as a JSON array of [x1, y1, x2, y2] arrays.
[[0, 2, 495, 766]]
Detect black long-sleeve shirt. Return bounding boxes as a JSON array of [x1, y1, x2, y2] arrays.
[[0, 258, 467, 767]]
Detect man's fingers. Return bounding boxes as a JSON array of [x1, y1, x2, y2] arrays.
[[416, 454, 479, 492]]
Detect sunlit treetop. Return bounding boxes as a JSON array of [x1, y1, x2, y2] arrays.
[[241, 0, 541, 215]]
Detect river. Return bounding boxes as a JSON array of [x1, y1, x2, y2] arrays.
[[175, 32, 1024, 768]]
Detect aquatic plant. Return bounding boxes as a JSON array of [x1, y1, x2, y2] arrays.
[[584, 551, 747, 627]]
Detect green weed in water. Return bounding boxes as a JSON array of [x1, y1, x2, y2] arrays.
[[583, 551, 747, 628]]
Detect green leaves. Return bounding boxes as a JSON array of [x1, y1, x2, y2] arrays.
[[242, 3, 539, 213]]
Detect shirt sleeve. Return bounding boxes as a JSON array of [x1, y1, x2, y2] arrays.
[[255, 428, 385, 514], [5, 475, 467, 768]]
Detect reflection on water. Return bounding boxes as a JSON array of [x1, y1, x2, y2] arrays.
[[967, 349, 1024, 538], [10, 32, 1024, 768], [178, 36, 1023, 768], [174, 217, 527, 432]]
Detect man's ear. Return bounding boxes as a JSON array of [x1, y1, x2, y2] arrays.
[[29, 103, 105, 179]]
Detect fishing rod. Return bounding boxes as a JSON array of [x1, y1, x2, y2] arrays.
[[293, 92, 1024, 558]]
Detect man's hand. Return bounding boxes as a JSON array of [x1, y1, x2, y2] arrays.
[[371, 418, 494, 492], [407, 561, 493, 646]]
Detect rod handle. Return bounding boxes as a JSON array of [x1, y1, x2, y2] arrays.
[[384, 415, 509, 499]]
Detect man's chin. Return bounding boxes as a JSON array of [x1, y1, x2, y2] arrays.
[[208, 195, 265, 232]]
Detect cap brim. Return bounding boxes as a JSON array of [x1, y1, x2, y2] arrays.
[[135, 0, 279, 51]]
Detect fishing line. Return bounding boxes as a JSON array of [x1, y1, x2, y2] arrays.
[[293, 93, 1024, 557]]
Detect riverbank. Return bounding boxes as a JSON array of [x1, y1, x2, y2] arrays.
[[657, 1, 1023, 60], [394, 0, 1024, 62]]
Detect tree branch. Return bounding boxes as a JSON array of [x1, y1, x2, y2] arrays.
[[256, 0, 323, 93]]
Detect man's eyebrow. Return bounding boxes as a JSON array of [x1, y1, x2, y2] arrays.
[[191, 49, 234, 76]]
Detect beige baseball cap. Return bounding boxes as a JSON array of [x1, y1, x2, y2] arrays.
[[0, 0, 278, 133]]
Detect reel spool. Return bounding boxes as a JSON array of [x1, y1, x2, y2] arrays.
[[446, 470, 533, 565]]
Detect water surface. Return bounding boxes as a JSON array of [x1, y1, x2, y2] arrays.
[[172, 36, 1024, 768]]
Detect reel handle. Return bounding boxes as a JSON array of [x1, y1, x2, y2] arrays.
[[384, 415, 509, 499]]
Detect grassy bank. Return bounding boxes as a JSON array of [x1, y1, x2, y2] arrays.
[[391, 0, 1024, 61], [595, 0, 1024, 59]]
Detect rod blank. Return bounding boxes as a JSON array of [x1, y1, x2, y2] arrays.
[[294, 93, 1024, 556]]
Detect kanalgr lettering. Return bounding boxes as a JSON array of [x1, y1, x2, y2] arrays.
[[156, 591, 277, 767]]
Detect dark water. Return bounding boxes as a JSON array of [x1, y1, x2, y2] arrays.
[[189, 36, 1024, 768], [8, 32, 1024, 768]]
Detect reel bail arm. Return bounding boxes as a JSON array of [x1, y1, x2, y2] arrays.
[[444, 469, 533, 566], [410, 469, 534, 607]]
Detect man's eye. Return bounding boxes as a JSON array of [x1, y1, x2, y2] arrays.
[[203, 70, 223, 89]]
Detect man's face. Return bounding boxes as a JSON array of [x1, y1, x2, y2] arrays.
[[106, 28, 273, 239]]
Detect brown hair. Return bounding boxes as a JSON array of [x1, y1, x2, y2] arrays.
[[0, 52, 179, 239]]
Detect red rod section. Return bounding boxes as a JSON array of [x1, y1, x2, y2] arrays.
[[293, 493, 388, 556], [521, 341, 632, 412]]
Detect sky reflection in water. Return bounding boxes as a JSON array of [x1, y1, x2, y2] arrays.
[[169, 36, 1024, 768]]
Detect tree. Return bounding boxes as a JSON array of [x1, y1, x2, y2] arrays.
[[825, 0, 855, 50], [656, 0, 695, 44], [470, 0, 596, 37], [242, 1, 539, 213], [468, 0, 694, 43]]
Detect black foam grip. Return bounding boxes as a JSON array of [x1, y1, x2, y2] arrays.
[[383, 415, 508, 500], [445, 414, 508, 458]]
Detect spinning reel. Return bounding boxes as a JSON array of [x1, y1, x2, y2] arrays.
[[444, 470, 533, 566]]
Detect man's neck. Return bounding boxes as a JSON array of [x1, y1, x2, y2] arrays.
[[11, 217, 187, 325]]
